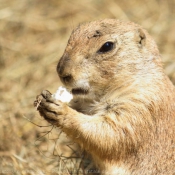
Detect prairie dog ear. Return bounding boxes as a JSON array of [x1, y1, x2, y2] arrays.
[[135, 28, 146, 47]]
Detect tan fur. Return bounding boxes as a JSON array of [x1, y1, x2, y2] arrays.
[[34, 19, 175, 175]]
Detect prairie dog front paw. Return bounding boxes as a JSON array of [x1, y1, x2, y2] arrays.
[[34, 90, 69, 125]]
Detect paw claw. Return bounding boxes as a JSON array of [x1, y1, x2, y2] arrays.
[[42, 90, 52, 99], [33, 100, 38, 107], [37, 94, 44, 101]]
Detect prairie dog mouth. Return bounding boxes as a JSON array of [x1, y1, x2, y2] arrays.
[[72, 88, 89, 95]]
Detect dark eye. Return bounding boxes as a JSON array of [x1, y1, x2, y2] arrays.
[[98, 42, 114, 53]]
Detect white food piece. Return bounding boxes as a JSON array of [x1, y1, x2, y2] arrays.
[[52, 86, 73, 103]]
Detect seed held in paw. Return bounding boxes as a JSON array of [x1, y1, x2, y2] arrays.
[[52, 86, 73, 103]]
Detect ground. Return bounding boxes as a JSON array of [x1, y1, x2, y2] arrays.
[[0, 0, 175, 174]]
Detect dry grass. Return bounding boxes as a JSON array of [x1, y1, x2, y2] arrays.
[[0, 0, 174, 174]]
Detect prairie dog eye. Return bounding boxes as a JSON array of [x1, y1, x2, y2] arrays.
[[98, 42, 114, 53]]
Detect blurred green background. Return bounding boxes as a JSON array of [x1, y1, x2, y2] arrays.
[[0, 0, 174, 174]]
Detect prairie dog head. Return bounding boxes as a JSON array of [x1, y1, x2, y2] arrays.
[[57, 19, 162, 102]]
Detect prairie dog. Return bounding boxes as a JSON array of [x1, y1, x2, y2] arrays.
[[34, 19, 175, 175]]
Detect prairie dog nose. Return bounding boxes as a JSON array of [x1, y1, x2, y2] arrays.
[[60, 74, 72, 84], [57, 55, 70, 75], [57, 55, 72, 84]]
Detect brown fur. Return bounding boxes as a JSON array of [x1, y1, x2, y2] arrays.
[[34, 19, 175, 175]]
